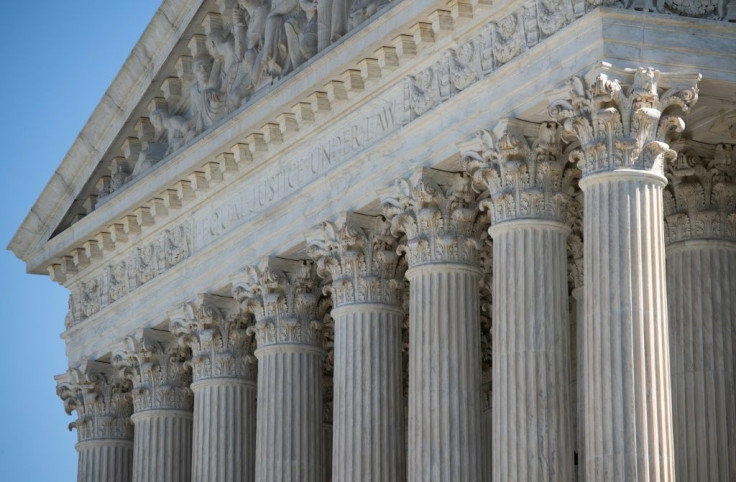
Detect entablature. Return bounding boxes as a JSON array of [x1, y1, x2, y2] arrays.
[[59, 6, 736, 365]]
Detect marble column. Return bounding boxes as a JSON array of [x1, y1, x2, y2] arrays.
[[380, 168, 484, 482], [169, 294, 257, 482], [549, 65, 701, 480], [56, 361, 134, 482], [113, 329, 193, 482], [308, 213, 406, 481], [664, 142, 736, 481], [463, 120, 575, 481], [235, 257, 324, 482]]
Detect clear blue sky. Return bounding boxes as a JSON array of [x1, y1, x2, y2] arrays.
[[0, 3, 161, 480]]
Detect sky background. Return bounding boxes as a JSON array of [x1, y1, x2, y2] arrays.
[[0, 3, 161, 480]]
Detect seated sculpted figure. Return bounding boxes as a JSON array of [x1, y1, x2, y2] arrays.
[[190, 54, 226, 134], [207, 28, 253, 110], [256, 0, 318, 82]]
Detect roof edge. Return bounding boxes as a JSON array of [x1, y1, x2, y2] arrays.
[[8, 0, 202, 264]]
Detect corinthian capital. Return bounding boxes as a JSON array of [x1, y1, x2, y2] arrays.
[[461, 119, 579, 225], [664, 141, 736, 244], [547, 63, 701, 177], [231, 257, 324, 349], [55, 360, 133, 442], [307, 212, 405, 307], [112, 329, 193, 413], [169, 294, 256, 382], [379, 168, 486, 267]]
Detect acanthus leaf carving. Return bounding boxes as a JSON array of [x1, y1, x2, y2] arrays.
[[307, 214, 405, 307], [547, 64, 701, 177], [169, 296, 257, 381], [232, 257, 325, 349], [379, 169, 486, 268], [461, 120, 579, 225], [664, 141, 736, 244], [56, 361, 133, 442], [112, 329, 193, 413]]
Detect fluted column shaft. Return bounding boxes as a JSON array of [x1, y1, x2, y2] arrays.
[[581, 171, 674, 480], [406, 263, 482, 481], [255, 346, 324, 482], [491, 220, 573, 481], [131, 410, 193, 482], [331, 304, 405, 481], [191, 379, 257, 481], [667, 240, 736, 481], [76, 440, 133, 482]]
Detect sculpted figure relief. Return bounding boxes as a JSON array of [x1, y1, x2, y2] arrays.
[[190, 54, 227, 133]]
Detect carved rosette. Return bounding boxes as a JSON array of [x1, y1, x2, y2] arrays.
[[113, 331, 193, 413], [664, 142, 736, 244], [170, 300, 256, 382], [462, 121, 579, 226], [307, 215, 405, 307], [56, 362, 133, 443], [232, 259, 324, 349], [548, 65, 701, 178], [380, 169, 485, 268]]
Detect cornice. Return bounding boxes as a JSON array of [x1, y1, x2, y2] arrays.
[[51, 7, 736, 364], [9, 0, 202, 263]]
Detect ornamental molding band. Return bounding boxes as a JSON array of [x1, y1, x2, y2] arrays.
[[112, 329, 194, 413], [55, 361, 133, 443], [664, 140, 736, 244], [67, 221, 192, 328], [547, 63, 702, 178], [379, 168, 487, 268], [169, 294, 257, 382], [460, 118, 580, 226], [307, 212, 406, 307], [231, 257, 325, 349]]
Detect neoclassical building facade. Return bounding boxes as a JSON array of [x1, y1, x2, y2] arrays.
[[10, 0, 736, 481]]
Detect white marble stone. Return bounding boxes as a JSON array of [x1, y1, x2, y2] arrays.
[[664, 143, 736, 481], [235, 257, 325, 482], [170, 296, 257, 482], [23, 2, 736, 480], [490, 220, 573, 481], [76, 440, 133, 482], [381, 169, 484, 482], [549, 65, 701, 481], [113, 330, 193, 482], [56, 361, 134, 482], [667, 241, 736, 481], [308, 214, 406, 481]]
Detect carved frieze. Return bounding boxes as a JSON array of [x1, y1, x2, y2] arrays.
[[56, 361, 133, 443], [307, 214, 405, 307], [380, 169, 487, 268], [232, 258, 325, 349], [664, 141, 736, 244], [88, 0, 396, 203], [67, 222, 192, 328]]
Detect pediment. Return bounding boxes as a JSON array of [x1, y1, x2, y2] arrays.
[[10, 0, 736, 284], [9, 0, 405, 265]]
